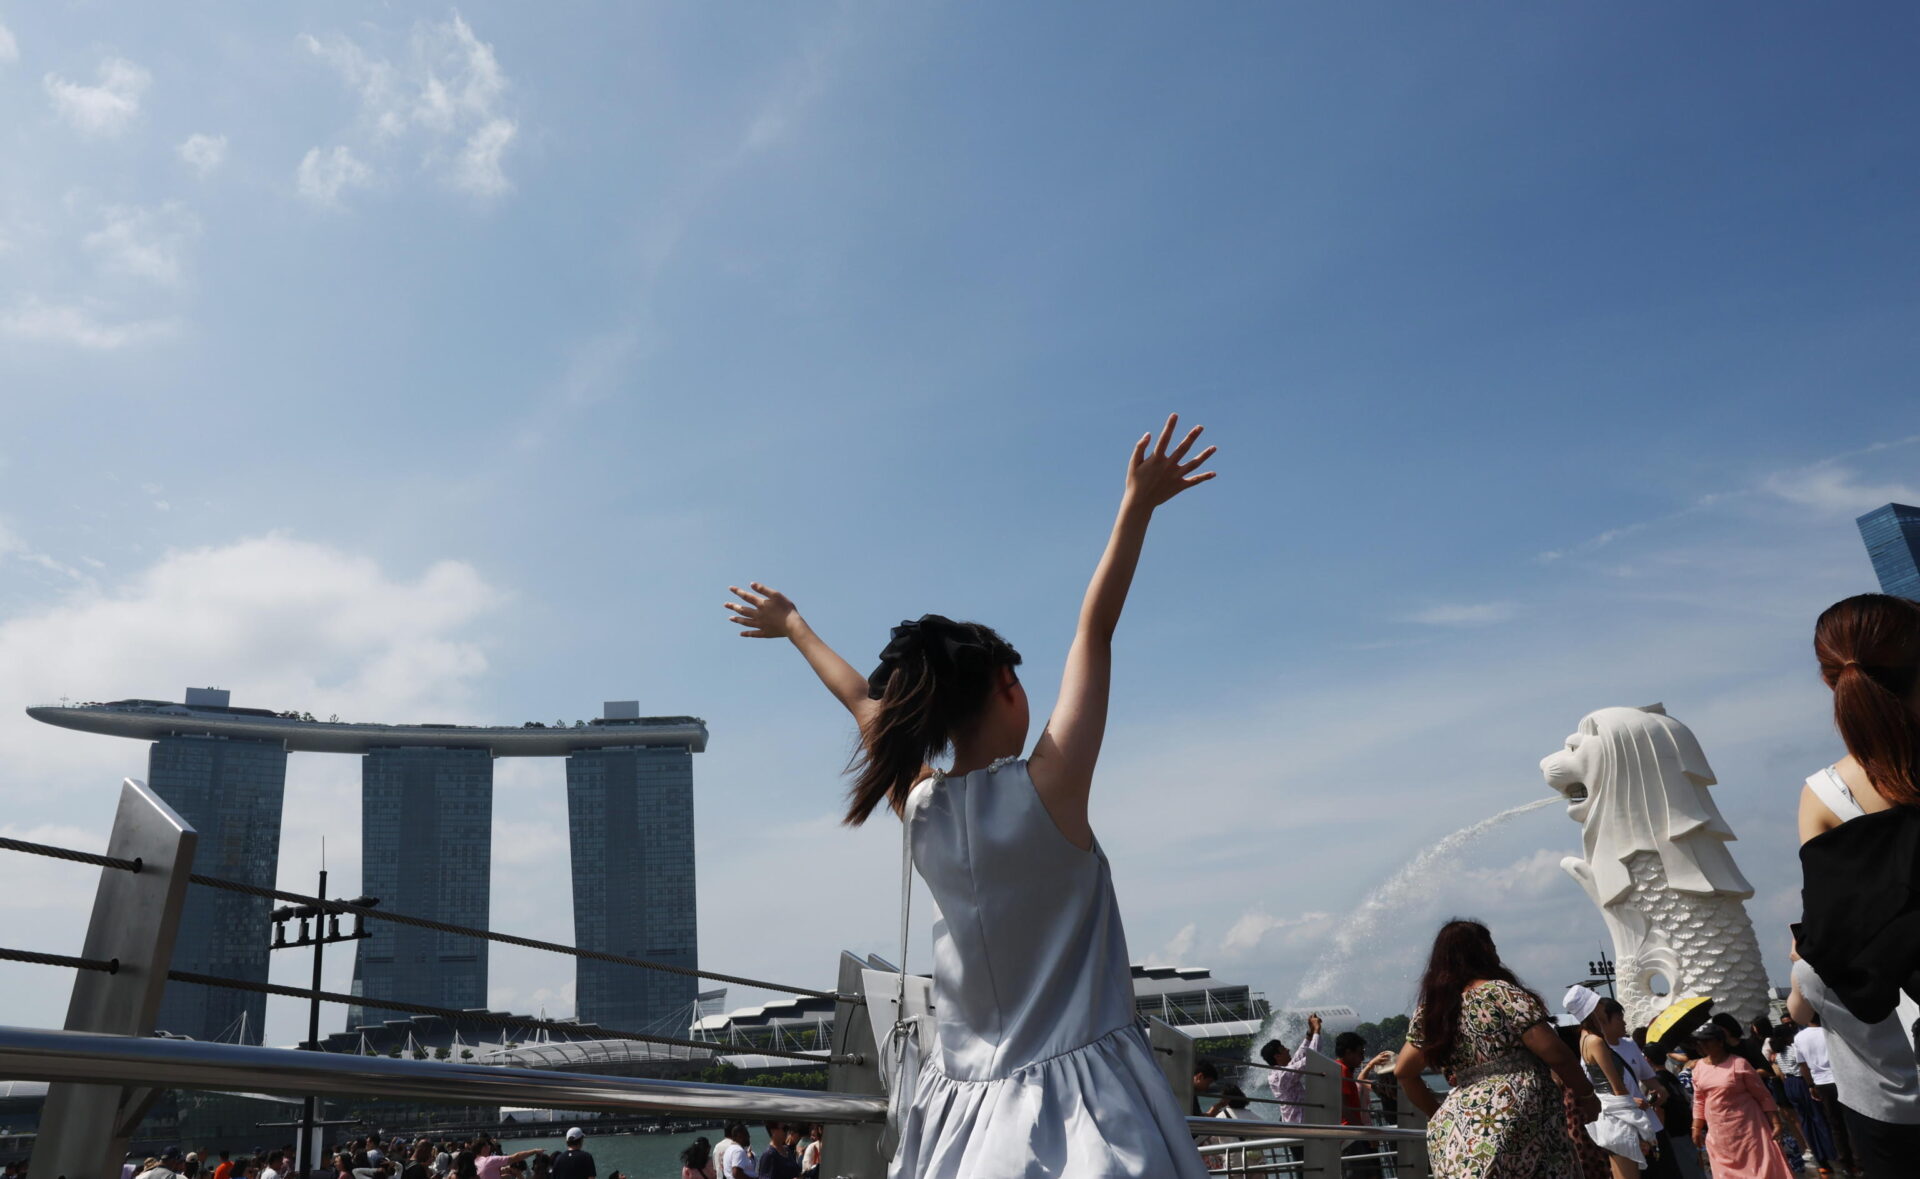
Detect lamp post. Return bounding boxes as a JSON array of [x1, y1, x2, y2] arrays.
[[270, 873, 377, 1177], [1585, 953, 1618, 1000]]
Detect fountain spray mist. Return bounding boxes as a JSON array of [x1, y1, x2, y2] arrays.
[[1253, 796, 1559, 1064]]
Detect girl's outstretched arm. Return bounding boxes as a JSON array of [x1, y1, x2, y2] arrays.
[[1029, 414, 1217, 847], [726, 583, 878, 728]]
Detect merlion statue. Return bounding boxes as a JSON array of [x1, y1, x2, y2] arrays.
[[1539, 704, 1772, 1027]]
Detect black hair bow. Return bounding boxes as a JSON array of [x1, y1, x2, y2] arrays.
[[866, 614, 986, 700]]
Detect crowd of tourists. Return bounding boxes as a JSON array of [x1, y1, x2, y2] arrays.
[[106, 1128, 612, 1179], [674, 1123, 821, 1179]]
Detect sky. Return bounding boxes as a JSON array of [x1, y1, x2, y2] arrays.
[[2, 3, 1919, 1050]]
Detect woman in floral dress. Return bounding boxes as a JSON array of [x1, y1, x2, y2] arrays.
[[1395, 920, 1599, 1178]]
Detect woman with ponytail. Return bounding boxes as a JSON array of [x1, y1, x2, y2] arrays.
[[1792, 593, 1920, 1176], [726, 415, 1218, 1178]]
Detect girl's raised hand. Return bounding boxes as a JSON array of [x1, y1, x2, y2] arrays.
[[1125, 413, 1218, 510], [726, 582, 800, 638]]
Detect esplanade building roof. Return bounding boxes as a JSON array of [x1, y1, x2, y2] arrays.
[[26, 693, 708, 755]]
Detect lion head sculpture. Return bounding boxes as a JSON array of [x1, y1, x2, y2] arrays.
[[1539, 703, 1753, 905]]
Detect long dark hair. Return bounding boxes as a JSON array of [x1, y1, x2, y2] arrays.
[[1413, 919, 1541, 1068], [678, 1139, 710, 1170], [846, 614, 1021, 825], [1815, 593, 1920, 808]]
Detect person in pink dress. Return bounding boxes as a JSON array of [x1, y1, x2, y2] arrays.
[[1687, 1025, 1791, 1179]]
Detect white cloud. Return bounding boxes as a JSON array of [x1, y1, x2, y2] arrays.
[[0, 21, 19, 66], [297, 145, 373, 207], [1220, 909, 1333, 958], [0, 519, 92, 584], [83, 203, 200, 286], [0, 297, 176, 349], [1763, 464, 1920, 517], [1142, 922, 1197, 967], [1400, 601, 1518, 626], [1541, 435, 1920, 564], [0, 535, 505, 1036], [454, 117, 515, 197], [44, 56, 150, 137], [177, 133, 229, 177], [302, 13, 517, 199]]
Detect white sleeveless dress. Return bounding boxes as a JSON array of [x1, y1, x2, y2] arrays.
[[892, 757, 1208, 1178], [1805, 764, 1868, 822]]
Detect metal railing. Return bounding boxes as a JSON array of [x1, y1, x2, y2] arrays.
[[0, 1026, 1425, 1169], [0, 778, 1432, 1179], [0, 1026, 886, 1126]]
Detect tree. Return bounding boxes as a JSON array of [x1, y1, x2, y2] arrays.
[[434, 1045, 451, 1060], [1351, 1014, 1411, 1058], [460, 1049, 474, 1060]]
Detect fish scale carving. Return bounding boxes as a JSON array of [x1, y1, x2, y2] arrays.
[[1615, 850, 1771, 1027]]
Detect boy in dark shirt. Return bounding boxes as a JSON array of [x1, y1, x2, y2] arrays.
[[548, 1131, 592, 1179], [755, 1124, 800, 1179]]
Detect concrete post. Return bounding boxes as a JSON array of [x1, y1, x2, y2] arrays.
[[1393, 1102, 1430, 1179], [36, 779, 197, 1179], [822, 952, 885, 1179], [1145, 1016, 1196, 1117], [1295, 1047, 1342, 1178]]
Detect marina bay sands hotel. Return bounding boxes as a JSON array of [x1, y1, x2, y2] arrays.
[[28, 691, 707, 1045]]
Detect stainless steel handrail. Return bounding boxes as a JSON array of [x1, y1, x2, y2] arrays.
[[0, 1026, 887, 1125], [0, 1026, 1426, 1150], [1183, 1116, 1423, 1142]]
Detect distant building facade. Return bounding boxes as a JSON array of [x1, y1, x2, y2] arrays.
[[147, 702, 288, 1043], [689, 965, 1281, 1057], [566, 728, 699, 1033], [348, 746, 495, 1030], [1858, 502, 1920, 599]]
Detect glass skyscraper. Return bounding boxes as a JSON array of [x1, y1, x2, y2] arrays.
[[148, 733, 288, 1044], [566, 743, 698, 1032], [1857, 502, 1920, 599], [349, 747, 494, 1030]]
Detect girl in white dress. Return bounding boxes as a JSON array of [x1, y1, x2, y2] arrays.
[[726, 414, 1218, 1178]]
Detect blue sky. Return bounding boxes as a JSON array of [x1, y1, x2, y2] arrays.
[[2, 3, 1918, 1047]]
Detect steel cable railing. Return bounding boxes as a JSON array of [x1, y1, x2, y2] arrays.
[[0, 834, 142, 872], [0, 833, 848, 999], [0, 941, 845, 1064], [0, 835, 860, 1064], [1, 832, 846, 1001], [0, 945, 120, 974]]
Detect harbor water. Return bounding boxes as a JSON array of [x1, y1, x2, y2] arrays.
[[501, 1130, 724, 1179]]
